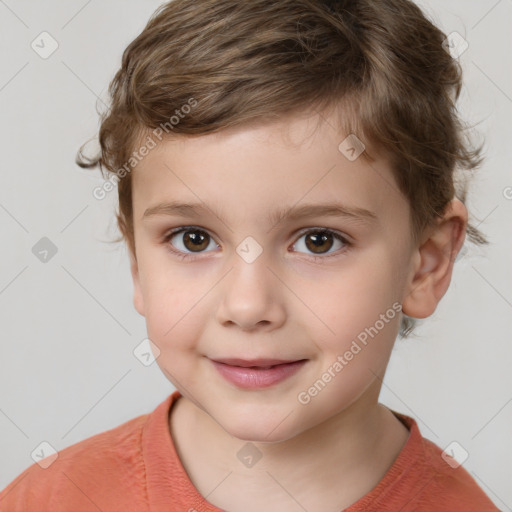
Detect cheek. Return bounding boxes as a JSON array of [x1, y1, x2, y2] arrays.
[[308, 253, 403, 346], [145, 297, 205, 388], [145, 296, 204, 352], [138, 262, 204, 349]]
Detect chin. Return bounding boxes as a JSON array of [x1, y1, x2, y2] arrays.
[[228, 428, 288, 444], [218, 415, 301, 445]]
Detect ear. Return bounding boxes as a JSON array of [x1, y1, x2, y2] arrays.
[[129, 249, 145, 317], [402, 199, 468, 319]]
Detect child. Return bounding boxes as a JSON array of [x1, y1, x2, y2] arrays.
[[0, 0, 500, 510]]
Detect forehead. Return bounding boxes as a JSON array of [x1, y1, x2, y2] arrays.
[[131, 110, 408, 229]]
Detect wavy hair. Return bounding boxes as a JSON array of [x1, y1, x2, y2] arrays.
[[77, 0, 487, 337]]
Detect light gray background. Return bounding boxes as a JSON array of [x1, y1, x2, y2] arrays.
[[0, 1, 511, 509]]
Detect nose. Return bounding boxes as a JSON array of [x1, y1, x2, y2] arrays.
[[215, 253, 286, 332]]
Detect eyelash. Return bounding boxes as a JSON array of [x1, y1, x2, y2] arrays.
[[161, 225, 353, 262]]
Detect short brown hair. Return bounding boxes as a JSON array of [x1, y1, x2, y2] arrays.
[[77, 0, 487, 337]]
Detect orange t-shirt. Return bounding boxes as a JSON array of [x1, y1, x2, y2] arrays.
[[0, 390, 499, 512]]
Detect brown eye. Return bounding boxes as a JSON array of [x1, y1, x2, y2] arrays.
[[304, 231, 335, 254], [293, 229, 348, 257], [166, 228, 217, 254], [182, 230, 210, 252]]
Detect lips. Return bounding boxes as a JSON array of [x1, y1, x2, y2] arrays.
[[211, 358, 305, 369], [210, 357, 308, 389]]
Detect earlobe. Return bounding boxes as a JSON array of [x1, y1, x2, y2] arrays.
[[129, 251, 146, 317], [402, 199, 468, 319]]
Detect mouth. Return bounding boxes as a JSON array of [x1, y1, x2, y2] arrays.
[[209, 357, 308, 389], [211, 358, 306, 369]]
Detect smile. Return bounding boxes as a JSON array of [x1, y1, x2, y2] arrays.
[[210, 358, 308, 389]]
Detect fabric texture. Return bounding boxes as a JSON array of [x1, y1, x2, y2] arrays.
[[0, 390, 499, 511]]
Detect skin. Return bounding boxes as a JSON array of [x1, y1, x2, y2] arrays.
[[128, 108, 467, 511]]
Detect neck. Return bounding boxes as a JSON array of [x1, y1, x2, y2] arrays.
[[169, 386, 410, 511]]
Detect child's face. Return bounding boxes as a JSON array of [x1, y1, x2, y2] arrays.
[[130, 110, 417, 442]]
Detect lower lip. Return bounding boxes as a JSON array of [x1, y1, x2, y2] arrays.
[[211, 360, 307, 389]]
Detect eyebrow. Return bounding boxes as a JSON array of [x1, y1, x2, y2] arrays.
[[142, 200, 378, 227], [272, 203, 378, 226]]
